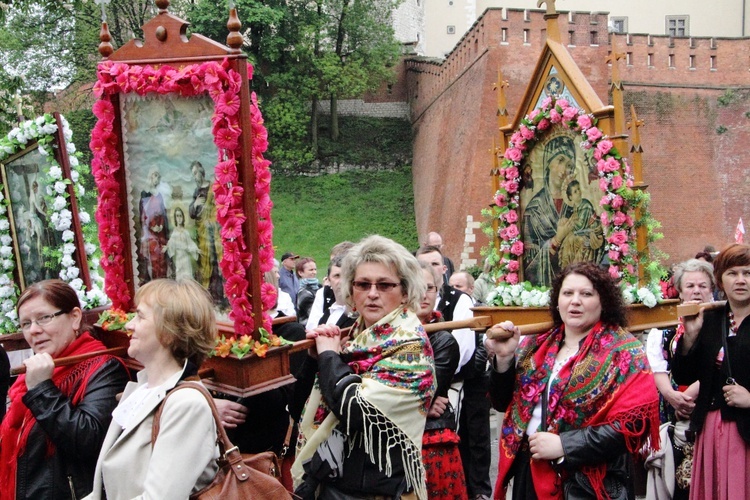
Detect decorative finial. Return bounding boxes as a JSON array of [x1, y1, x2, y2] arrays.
[[155, 0, 169, 13], [99, 21, 114, 58], [226, 8, 243, 51], [536, 0, 557, 16]]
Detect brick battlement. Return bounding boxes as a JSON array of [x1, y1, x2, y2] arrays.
[[407, 8, 750, 120]]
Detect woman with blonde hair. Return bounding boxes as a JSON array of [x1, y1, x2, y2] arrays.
[[87, 279, 219, 500], [292, 235, 436, 499]]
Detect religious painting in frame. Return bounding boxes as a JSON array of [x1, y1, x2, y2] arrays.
[[519, 125, 606, 287], [119, 93, 228, 310], [90, 6, 275, 338], [0, 143, 65, 288]]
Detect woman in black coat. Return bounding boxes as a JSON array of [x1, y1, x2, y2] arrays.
[[672, 243, 750, 499]]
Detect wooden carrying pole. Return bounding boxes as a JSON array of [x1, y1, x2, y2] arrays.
[[288, 315, 494, 354], [11, 346, 128, 376]]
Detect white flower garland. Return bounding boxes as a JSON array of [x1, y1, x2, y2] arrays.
[[487, 282, 552, 308], [0, 114, 107, 333]]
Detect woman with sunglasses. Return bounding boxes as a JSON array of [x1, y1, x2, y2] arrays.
[[292, 235, 436, 499], [0, 280, 129, 500], [673, 243, 750, 499]]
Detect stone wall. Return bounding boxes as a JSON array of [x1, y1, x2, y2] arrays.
[[405, 7, 750, 269]]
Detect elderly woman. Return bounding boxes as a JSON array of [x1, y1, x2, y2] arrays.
[[87, 279, 219, 499], [485, 262, 659, 499], [672, 244, 750, 499], [292, 235, 436, 499], [645, 259, 713, 499], [417, 261, 466, 499], [0, 280, 129, 500]]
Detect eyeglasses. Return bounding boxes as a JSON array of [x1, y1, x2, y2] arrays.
[[425, 285, 438, 294], [352, 281, 401, 293], [20, 310, 66, 332]]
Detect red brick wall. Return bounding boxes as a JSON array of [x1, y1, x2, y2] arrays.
[[407, 8, 750, 267]]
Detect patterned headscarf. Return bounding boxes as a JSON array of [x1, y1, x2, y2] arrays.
[[293, 307, 436, 499], [495, 322, 660, 500]]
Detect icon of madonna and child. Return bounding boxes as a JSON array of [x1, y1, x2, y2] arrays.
[[520, 131, 606, 287], [134, 160, 227, 308]]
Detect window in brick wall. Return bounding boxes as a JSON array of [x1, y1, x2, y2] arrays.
[[590, 30, 599, 45], [669, 54, 675, 67], [524, 29, 530, 44], [524, 9, 530, 22], [689, 55, 695, 69], [502, 28, 507, 43], [648, 53, 654, 67], [666, 16, 689, 37], [626, 52, 632, 65], [568, 30, 575, 46], [447, 25, 456, 35], [610, 17, 628, 34], [710, 55, 716, 69]]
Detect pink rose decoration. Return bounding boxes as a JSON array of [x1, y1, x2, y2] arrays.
[[505, 210, 518, 223], [511, 131, 524, 145], [599, 177, 609, 192], [550, 109, 562, 123], [609, 265, 620, 279], [505, 147, 522, 162], [610, 175, 623, 190], [505, 224, 519, 239], [562, 106, 578, 121], [556, 98, 570, 109], [503, 180, 519, 193], [620, 243, 630, 256], [610, 230, 628, 246], [494, 192, 507, 205], [627, 264, 636, 274], [506, 272, 519, 285], [586, 127, 603, 142], [508, 260, 520, 272], [596, 139, 614, 156], [600, 212, 609, 226], [510, 240, 524, 256], [577, 114, 593, 130], [537, 118, 550, 131], [626, 178, 634, 188], [613, 211, 628, 226], [599, 196, 611, 207], [520, 126, 535, 140], [505, 166, 519, 179], [541, 96, 553, 108], [611, 195, 624, 209], [608, 250, 620, 261]]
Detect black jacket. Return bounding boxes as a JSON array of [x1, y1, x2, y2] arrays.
[[489, 361, 633, 500], [0, 346, 8, 422], [16, 358, 129, 500], [672, 304, 750, 444], [425, 329, 460, 431]]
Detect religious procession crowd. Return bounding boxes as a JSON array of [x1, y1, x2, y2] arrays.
[[0, 233, 748, 500]]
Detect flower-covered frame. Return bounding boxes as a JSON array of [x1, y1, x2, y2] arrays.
[[484, 97, 637, 286], [90, 9, 275, 339], [0, 113, 104, 333]]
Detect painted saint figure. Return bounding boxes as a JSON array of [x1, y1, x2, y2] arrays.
[[558, 180, 605, 268], [522, 135, 576, 286], [188, 161, 225, 304], [166, 207, 199, 280], [138, 169, 169, 282]]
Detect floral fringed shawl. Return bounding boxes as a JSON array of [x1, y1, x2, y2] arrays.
[[496, 322, 660, 500], [292, 307, 436, 499]]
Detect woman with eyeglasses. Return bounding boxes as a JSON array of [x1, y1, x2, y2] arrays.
[[0, 280, 129, 500], [292, 235, 436, 499], [672, 243, 750, 499]]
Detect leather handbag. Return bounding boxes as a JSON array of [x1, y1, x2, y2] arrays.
[[152, 382, 292, 500]]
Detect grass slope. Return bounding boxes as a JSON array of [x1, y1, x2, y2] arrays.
[[270, 167, 418, 268]]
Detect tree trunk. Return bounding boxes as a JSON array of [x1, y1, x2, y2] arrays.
[[311, 96, 319, 156], [330, 94, 339, 141]]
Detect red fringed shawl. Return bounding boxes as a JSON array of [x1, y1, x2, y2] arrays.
[[495, 322, 660, 500], [0, 333, 116, 500]]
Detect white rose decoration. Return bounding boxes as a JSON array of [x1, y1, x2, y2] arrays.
[[0, 220, 9, 231], [49, 166, 63, 180], [62, 230, 75, 242], [53, 196, 67, 211]]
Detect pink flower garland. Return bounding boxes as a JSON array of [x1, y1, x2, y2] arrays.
[[490, 97, 636, 283], [90, 59, 274, 336]]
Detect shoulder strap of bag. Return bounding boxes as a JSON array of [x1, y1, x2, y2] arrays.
[[151, 381, 254, 483]]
